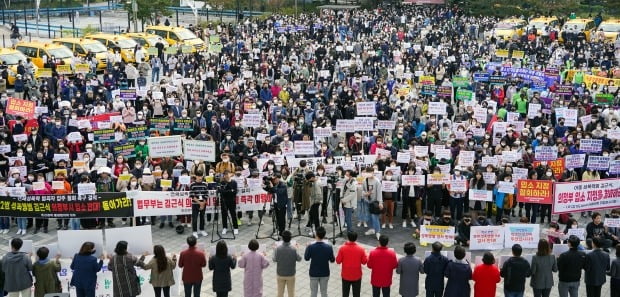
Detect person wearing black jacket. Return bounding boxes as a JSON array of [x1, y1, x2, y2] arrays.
[[501, 244, 532, 297], [219, 170, 238, 235], [267, 173, 288, 236], [557, 235, 586, 297], [584, 237, 610, 297], [189, 172, 209, 238], [455, 213, 472, 247], [423, 241, 450, 297]]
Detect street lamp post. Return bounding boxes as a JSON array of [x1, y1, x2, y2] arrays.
[[131, 0, 138, 33]]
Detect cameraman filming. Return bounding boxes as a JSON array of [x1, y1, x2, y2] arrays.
[[303, 172, 322, 236], [219, 170, 239, 235], [266, 172, 288, 236]]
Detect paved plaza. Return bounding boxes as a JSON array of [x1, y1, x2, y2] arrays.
[[0, 211, 614, 297]]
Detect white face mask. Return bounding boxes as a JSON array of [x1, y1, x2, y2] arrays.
[[243, 164, 249, 169], [546, 172, 553, 177]]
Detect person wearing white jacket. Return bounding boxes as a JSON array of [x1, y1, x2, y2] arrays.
[[340, 170, 358, 234]]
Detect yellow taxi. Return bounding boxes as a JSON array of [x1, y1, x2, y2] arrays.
[[527, 17, 560, 35], [52, 38, 109, 70], [485, 18, 528, 41], [145, 26, 206, 52], [598, 19, 620, 42], [84, 33, 141, 63], [0, 48, 38, 85], [123, 32, 169, 55], [559, 18, 596, 42], [14, 41, 73, 69]]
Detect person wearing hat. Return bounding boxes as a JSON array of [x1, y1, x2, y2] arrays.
[[95, 167, 116, 228], [302, 171, 322, 236]]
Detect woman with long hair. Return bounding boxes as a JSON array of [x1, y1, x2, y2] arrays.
[[108, 241, 141, 297], [530, 239, 558, 297], [208, 240, 236, 297], [69, 242, 104, 297], [138, 245, 177, 297]]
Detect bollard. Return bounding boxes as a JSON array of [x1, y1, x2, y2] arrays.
[[176, 11, 179, 26], [60, 25, 63, 38], [2, 35, 4, 48], [47, 7, 51, 39], [24, 11, 27, 35]]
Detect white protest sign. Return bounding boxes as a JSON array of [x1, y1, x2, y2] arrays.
[[104, 226, 154, 255], [470, 226, 505, 250], [468, 189, 493, 202], [9, 239, 33, 253], [566, 228, 586, 240], [397, 152, 411, 164], [78, 183, 96, 195], [57, 229, 104, 258], [414, 146, 428, 157], [242, 113, 262, 128], [402, 175, 425, 186], [565, 154, 586, 169], [183, 140, 216, 162], [605, 218, 620, 228], [356, 102, 376, 116], [381, 181, 398, 192], [428, 102, 447, 115], [449, 179, 467, 192], [498, 181, 515, 194], [504, 224, 540, 249], [148, 136, 183, 158], [377, 120, 396, 130], [294, 141, 315, 155], [458, 150, 475, 167]]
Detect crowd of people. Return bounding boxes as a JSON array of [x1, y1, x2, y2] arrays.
[[0, 1, 619, 296]]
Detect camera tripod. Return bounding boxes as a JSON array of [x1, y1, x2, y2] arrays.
[[326, 181, 343, 245], [255, 194, 280, 241], [288, 180, 314, 239], [210, 191, 236, 243]]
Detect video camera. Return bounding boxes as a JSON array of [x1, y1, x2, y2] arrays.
[[326, 173, 339, 185]]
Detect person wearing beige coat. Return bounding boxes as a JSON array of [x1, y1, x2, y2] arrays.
[[137, 245, 177, 297]]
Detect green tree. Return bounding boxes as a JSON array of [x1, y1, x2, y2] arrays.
[[124, 0, 172, 26]]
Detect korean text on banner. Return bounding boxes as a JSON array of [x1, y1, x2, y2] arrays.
[[148, 136, 183, 158], [504, 224, 540, 249], [470, 226, 505, 250], [419, 225, 455, 247], [129, 191, 192, 216], [534, 146, 558, 161], [294, 141, 315, 155], [183, 140, 216, 162], [516, 180, 553, 204], [202, 188, 273, 214], [468, 189, 493, 202], [356, 102, 376, 116], [553, 179, 620, 214], [401, 175, 425, 186], [6, 97, 36, 119], [0, 193, 133, 218], [242, 113, 262, 128]]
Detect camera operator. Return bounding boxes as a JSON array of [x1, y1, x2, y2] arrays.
[[189, 170, 209, 238], [266, 172, 288, 236], [303, 172, 323, 236], [219, 170, 239, 235], [340, 170, 358, 234]]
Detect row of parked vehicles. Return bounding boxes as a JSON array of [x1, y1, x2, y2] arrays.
[[485, 16, 620, 43], [0, 25, 207, 84]]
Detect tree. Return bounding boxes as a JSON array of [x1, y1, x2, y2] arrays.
[[124, 0, 172, 26]]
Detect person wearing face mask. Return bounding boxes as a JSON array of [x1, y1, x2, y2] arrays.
[[455, 213, 472, 247], [362, 167, 383, 240], [29, 173, 53, 234], [218, 170, 239, 236], [448, 167, 467, 221], [51, 117, 67, 146], [215, 153, 235, 174], [493, 173, 516, 224], [52, 171, 73, 230], [381, 170, 396, 229], [27, 128, 43, 152]]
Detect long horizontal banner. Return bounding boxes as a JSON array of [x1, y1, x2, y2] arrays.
[[553, 179, 620, 214], [201, 187, 272, 213], [0, 192, 132, 218], [128, 191, 192, 216]]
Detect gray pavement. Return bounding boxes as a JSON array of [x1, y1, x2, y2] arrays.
[[0, 208, 614, 297]]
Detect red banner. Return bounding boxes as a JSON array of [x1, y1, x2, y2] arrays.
[[533, 158, 565, 180], [517, 180, 553, 204], [6, 98, 36, 119]]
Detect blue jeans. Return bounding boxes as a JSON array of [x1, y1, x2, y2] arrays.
[[369, 213, 381, 233], [16, 218, 27, 229], [0, 217, 9, 229], [152, 67, 160, 83], [504, 290, 524, 297], [69, 218, 81, 230], [343, 207, 353, 232], [160, 215, 173, 223], [357, 199, 368, 223], [183, 281, 201, 297]]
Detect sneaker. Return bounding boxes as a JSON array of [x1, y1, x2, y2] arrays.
[[185, 223, 191, 228], [145, 219, 150, 224], [168, 222, 174, 228], [381, 223, 386, 228], [410, 222, 417, 228], [308, 230, 314, 236], [389, 224, 394, 229], [247, 220, 253, 226], [363, 222, 368, 228], [63, 225, 68, 230], [402, 222, 407, 228], [233, 229, 239, 235], [15, 229, 21, 235], [121, 221, 127, 225], [43, 227, 48, 233], [159, 223, 165, 229], [357, 222, 362, 227], [376, 233, 381, 240], [221, 228, 228, 235], [200, 231, 208, 237], [192, 232, 198, 238], [364, 229, 375, 235]]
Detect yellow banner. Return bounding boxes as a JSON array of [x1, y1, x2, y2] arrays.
[[36, 68, 52, 78], [512, 50, 525, 59], [583, 74, 620, 88], [56, 65, 72, 75], [420, 75, 435, 85], [495, 49, 509, 58], [74, 64, 90, 74]]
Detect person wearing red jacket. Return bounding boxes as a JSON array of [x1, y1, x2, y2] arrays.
[[472, 252, 501, 297], [367, 235, 398, 297], [178, 236, 207, 297], [336, 231, 368, 297]]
